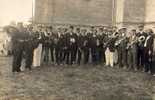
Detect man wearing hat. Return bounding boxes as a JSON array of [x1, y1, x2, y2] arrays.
[[24, 26, 36, 70], [126, 29, 138, 70], [116, 27, 128, 68], [48, 26, 55, 63], [82, 29, 90, 64], [136, 25, 148, 71], [66, 26, 78, 65], [90, 29, 98, 64], [112, 26, 119, 65], [144, 29, 154, 74], [96, 27, 106, 64], [76, 28, 84, 65], [6, 26, 21, 72], [54, 27, 63, 65], [6, 24, 31, 72], [105, 30, 118, 67]]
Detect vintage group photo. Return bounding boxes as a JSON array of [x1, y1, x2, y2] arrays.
[[0, 0, 155, 100]]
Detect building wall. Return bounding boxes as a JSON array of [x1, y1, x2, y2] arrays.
[[116, 0, 146, 28], [123, 0, 145, 23], [145, 0, 155, 29], [115, 0, 125, 27], [34, 0, 113, 26], [34, 0, 155, 28], [34, 0, 54, 24]]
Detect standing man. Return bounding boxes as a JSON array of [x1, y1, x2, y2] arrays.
[[48, 26, 55, 63], [90, 29, 98, 64], [105, 29, 118, 67], [61, 28, 69, 64], [17, 23, 33, 71], [6, 23, 31, 72], [43, 27, 51, 64], [54, 28, 62, 65], [126, 29, 138, 70], [6, 26, 23, 72], [83, 29, 90, 64], [76, 28, 84, 65], [116, 27, 128, 68], [136, 25, 148, 71], [112, 26, 119, 65], [68, 26, 78, 65], [144, 29, 154, 74], [24, 26, 36, 70], [88, 26, 96, 64]]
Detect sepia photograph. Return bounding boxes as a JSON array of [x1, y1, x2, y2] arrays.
[[0, 0, 155, 100]]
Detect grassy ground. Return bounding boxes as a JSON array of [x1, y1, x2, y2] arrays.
[[0, 56, 155, 100]]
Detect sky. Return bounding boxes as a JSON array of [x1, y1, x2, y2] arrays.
[[0, 0, 32, 26]]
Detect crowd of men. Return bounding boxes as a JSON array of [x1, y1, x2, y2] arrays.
[[5, 23, 155, 76]]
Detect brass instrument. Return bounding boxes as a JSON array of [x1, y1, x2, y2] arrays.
[[126, 37, 138, 49], [102, 32, 118, 47], [83, 40, 88, 46], [137, 35, 146, 47], [138, 36, 145, 43], [103, 35, 116, 48], [115, 36, 126, 46]]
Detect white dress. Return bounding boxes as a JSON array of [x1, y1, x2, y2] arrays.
[[33, 43, 43, 67]]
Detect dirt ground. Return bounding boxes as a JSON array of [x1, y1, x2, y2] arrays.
[[0, 56, 155, 100]]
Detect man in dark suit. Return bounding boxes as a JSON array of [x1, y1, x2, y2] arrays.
[[54, 28, 62, 65], [61, 28, 69, 64], [136, 25, 148, 71], [87, 26, 97, 64], [24, 26, 36, 70], [144, 29, 154, 74], [6, 26, 23, 72], [76, 28, 84, 65], [96, 27, 105, 64], [48, 26, 55, 63], [90, 29, 98, 64], [6, 23, 31, 72], [82, 29, 90, 64], [66, 26, 78, 65]]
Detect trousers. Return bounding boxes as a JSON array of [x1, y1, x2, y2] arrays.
[[105, 48, 114, 67]]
